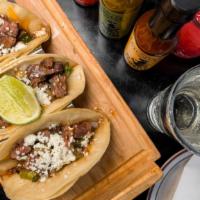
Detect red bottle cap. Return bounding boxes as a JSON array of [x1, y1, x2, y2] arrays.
[[75, 0, 98, 6], [174, 11, 200, 59]]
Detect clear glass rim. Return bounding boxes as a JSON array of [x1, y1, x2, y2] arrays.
[[167, 64, 200, 156]]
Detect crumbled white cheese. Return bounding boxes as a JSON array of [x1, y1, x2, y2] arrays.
[[34, 28, 46, 37], [16, 155, 28, 161], [40, 176, 47, 183], [14, 42, 26, 51], [33, 143, 47, 150], [1, 48, 9, 54], [47, 134, 76, 170], [48, 123, 58, 129], [24, 134, 37, 146], [81, 132, 94, 147], [0, 42, 26, 56], [20, 77, 31, 85], [15, 122, 95, 182], [34, 85, 51, 106], [81, 136, 89, 148], [0, 18, 4, 26], [24, 133, 49, 147], [22, 132, 76, 181], [37, 132, 49, 143]]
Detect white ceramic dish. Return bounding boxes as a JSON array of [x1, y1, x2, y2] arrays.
[[147, 149, 193, 200]]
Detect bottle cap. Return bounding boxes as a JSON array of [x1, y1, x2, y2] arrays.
[[149, 0, 200, 39], [162, 0, 200, 24]]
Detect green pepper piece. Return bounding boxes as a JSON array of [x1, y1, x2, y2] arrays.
[[72, 138, 84, 148], [64, 64, 73, 77], [18, 31, 33, 43], [73, 140, 82, 148], [19, 169, 40, 182], [73, 150, 83, 160]]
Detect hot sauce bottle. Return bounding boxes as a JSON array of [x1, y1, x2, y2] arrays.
[[124, 0, 200, 70], [75, 0, 98, 6], [99, 0, 144, 39]]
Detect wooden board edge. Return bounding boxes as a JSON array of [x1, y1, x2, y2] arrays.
[[113, 163, 162, 200], [74, 150, 162, 200], [39, 0, 160, 161]]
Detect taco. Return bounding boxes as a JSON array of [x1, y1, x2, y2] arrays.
[[0, 1, 50, 66], [0, 108, 110, 200], [0, 54, 85, 135]]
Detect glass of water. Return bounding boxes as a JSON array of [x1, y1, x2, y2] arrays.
[[147, 65, 200, 155]]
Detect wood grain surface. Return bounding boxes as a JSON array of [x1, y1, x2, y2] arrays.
[[15, 1, 162, 199]]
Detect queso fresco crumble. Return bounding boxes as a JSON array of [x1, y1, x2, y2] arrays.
[[10, 121, 99, 182]]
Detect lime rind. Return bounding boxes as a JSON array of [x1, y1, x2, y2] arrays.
[[0, 75, 41, 125]]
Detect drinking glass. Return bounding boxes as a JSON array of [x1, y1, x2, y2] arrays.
[[147, 65, 200, 155]]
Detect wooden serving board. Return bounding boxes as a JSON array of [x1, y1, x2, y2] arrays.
[[15, 1, 162, 199]]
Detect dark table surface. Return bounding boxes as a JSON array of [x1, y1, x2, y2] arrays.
[[0, 1, 199, 200]]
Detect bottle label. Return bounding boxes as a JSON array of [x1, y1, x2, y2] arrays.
[[99, 0, 140, 39], [124, 31, 166, 70]]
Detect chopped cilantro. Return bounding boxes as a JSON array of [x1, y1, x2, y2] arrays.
[[18, 31, 33, 43], [64, 64, 73, 77], [73, 138, 83, 148]]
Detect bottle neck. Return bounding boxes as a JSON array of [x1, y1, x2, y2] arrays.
[[149, 9, 181, 40]]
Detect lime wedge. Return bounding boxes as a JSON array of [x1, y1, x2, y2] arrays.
[[0, 75, 41, 125]]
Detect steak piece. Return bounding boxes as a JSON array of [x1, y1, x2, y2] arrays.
[[0, 15, 19, 48], [26, 64, 46, 87], [40, 57, 54, 68], [0, 16, 19, 37], [0, 36, 16, 48], [49, 74, 67, 98], [73, 122, 92, 139], [53, 62, 64, 74], [40, 58, 64, 76], [26, 58, 64, 87], [62, 125, 73, 146], [11, 144, 32, 160], [39, 128, 51, 139]]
